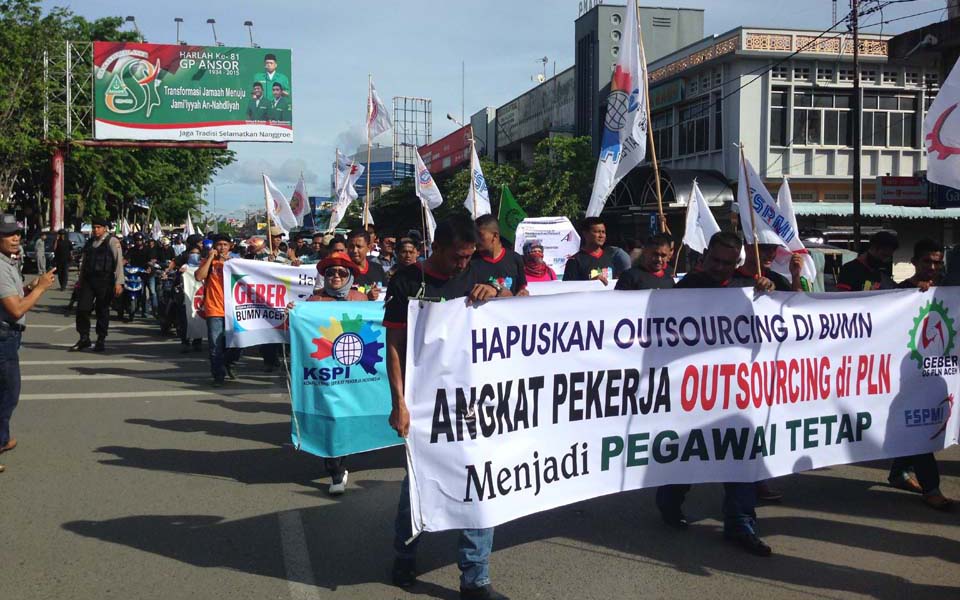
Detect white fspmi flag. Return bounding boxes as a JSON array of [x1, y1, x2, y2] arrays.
[[585, 0, 647, 217], [151, 218, 163, 241], [367, 79, 393, 140], [775, 178, 817, 287], [464, 143, 491, 218], [263, 174, 298, 233], [682, 180, 720, 254], [184, 213, 196, 236], [290, 174, 309, 226], [414, 149, 443, 242], [924, 58, 960, 191]]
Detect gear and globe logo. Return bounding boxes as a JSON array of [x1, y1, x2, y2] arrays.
[[604, 91, 631, 133], [310, 313, 384, 375], [908, 299, 957, 370]]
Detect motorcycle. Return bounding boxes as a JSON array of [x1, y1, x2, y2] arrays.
[[121, 264, 146, 322], [156, 268, 181, 336]]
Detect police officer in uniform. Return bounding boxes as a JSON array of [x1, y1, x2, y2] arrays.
[[71, 217, 123, 352]]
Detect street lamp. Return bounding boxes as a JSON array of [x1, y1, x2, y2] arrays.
[[243, 20, 259, 48], [125, 16, 142, 42], [208, 180, 233, 233], [174, 17, 184, 45], [206, 18, 223, 47]]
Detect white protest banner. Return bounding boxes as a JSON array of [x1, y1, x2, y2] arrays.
[[181, 266, 206, 340], [513, 217, 580, 278], [223, 258, 318, 348], [405, 288, 960, 534], [526, 280, 616, 296]]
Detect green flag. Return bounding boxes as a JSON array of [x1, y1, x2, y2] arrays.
[[497, 185, 527, 244]]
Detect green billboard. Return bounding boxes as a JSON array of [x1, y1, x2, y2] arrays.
[[93, 42, 293, 142]]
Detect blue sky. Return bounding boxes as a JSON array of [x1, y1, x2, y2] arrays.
[[46, 0, 951, 217]]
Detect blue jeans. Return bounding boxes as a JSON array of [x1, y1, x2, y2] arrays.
[[145, 274, 158, 311], [206, 317, 239, 382], [394, 474, 494, 589], [656, 482, 758, 535], [0, 328, 22, 447]]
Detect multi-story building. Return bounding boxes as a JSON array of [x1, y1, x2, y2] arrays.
[[329, 145, 406, 200]]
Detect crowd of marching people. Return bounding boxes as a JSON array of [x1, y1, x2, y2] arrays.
[[0, 210, 955, 600]]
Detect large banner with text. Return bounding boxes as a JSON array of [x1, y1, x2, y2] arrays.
[[289, 301, 400, 457], [93, 42, 293, 142], [181, 266, 206, 340], [223, 259, 317, 348], [405, 288, 960, 533]]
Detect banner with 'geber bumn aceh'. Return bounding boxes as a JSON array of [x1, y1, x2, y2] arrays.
[[289, 301, 400, 457], [405, 288, 960, 534], [224, 259, 317, 348], [93, 42, 293, 142]]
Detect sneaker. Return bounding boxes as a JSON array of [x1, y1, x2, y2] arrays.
[[888, 472, 923, 494], [923, 494, 955, 511], [391, 557, 417, 588], [756, 482, 783, 503], [92, 339, 106, 352], [329, 470, 348, 495], [725, 531, 773, 557], [460, 584, 510, 600], [69, 338, 91, 352], [0, 464, 5, 473], [660, 511, 689, 529]]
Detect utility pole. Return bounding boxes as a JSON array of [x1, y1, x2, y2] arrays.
[[851, 0, 862, 252]]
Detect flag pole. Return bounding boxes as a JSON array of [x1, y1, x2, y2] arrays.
[[364, 74, 372, 229], [638, 25, 668, 234], [739, 143, 762, 278], [262, 174, 274, 254], [470, 128, 477, 218]]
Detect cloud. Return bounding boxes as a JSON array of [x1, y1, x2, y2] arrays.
[[334, 122, 366, 154], [223, 158, 318, 184]]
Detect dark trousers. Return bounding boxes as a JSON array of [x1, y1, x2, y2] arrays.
[[55, 261, 70, 290], [890, 454, 940, 494], [0, 328, 22, 447], [325, 457, 346, 483], [260, 343, 280, 368], [76, 278, 113, 340], [656, 482, 759, 535]]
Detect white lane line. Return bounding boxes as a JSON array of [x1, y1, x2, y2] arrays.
[[47, 340, 178, 347], [23, 324, 69, 328], [20, 390, 287, 400], [20, 358, 208, 365], [55, 325, 73, 332], [278, 510, 321, 600], [22, 372, 283, 381]]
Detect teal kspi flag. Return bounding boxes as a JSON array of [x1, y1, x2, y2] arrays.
[[289, 301, 401, 457]]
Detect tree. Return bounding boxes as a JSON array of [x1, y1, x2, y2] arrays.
[[516, 136, 594, 222]]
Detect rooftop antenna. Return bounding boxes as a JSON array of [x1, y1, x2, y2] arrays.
[[206, 18, 223, 47]]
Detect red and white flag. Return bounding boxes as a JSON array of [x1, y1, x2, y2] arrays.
[[924, 58, 960, 191], [262, 174, 298, 234], [290, 174, 309, 226], [367, 79, 393, 140]]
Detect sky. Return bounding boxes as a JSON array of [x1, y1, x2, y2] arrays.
[[44, 0, 953, 218]]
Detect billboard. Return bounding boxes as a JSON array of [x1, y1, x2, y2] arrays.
[[418, 125, 471, 174], [93, 42, 293, 142]]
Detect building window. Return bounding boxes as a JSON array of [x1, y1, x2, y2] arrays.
[[689, 79, 699, 95], [882, 71, 898, 84], [925, 72, 939, 88], [714, 93, 722, 150], [861, 69, 877, 83], [701, 74, 712, 91], [791, 90, 852, 146], [838, 69, 854, 82], [652, 111, 674, 160], [793, 192, 815, 201], [714, 70, 723, 87], [772, 65, 789, 80], [862, 93, 918, 147], [678, 97, 710, 156], [770, 87, 788, 147], [824, 192, 850, 201], [817, 67, 833, 82], [794, 66, 810, 81], [905, 71, 920, 86]]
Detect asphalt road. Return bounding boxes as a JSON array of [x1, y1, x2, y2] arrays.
[[1, 278, 958, 600]]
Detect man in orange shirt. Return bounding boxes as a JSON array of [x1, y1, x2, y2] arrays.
[[195, 234, 239, 387]]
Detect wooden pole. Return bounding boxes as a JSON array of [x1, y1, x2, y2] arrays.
[[363, 75, 372, 228], [739, 144, 762, 278], [470, 132, 478, 218], [672, 241, 683, 276], [262, 174, 274, 254], [638, 23, 668, 235]]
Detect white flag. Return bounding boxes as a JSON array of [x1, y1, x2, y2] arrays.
[[367, 79, 393, 140], [184, 213, 196, 236], [682, 180, 720, 254], [585, 0, 648, 217], [151, 218, 163, 241], [121, 218, 131, 237], [423, 203, 437, 246], [414, 149, 444, 210], [290, 174, 309, 226], [463, 144, 491, 218], [329, 161, 364, 231], [775, 178, 817, 287], [263, 174, 299, 233], [924, 58, 960, 191]]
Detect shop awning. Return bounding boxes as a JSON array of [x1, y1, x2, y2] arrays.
[[792, 202, 960, 220]]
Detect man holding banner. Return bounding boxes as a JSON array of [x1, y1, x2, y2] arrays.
[[615, 234, 675, 291], [562, 217, 614, 284], [195, 234, 239, 387], [384, 215, 510, 600]]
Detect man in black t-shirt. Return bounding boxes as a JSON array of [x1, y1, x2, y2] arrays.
[[733, 243, 803, 292], [384, 215, 510, 600], [887, 239, 954, 511], [661, 232, 775, 558], [562, 217, 614, 284], [346, 228, 386, 300], [836, 231, 898, 291], [471, 214, 528, 296], [615, 233, 675, 290]]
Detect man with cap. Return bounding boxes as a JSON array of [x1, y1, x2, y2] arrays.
[[0, 214, 57, 472], [195, 233, 240, 386], [71, 217, 123, 352]]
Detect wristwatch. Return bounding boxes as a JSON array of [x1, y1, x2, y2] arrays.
[[487, 281, 504, 296]]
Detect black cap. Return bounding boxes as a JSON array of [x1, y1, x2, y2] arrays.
[[211, 233, 232, 243], [92, 216, 110, 227], [0, 213, 22, 235]]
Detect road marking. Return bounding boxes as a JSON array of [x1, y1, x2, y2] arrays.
[[47, 340, 178, 347], [20, 358, 208, 365], [22, 372, 283, 381], [23, 324, 70, 328], [20, 390, 287, 400], [278, 510, 320, 600]]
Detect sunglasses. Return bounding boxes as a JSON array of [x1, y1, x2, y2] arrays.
[[324, 268, 350, 278]]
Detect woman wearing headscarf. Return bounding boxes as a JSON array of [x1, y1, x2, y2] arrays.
[[522, 239, 557, 283], [304, 252, 366, 494]]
